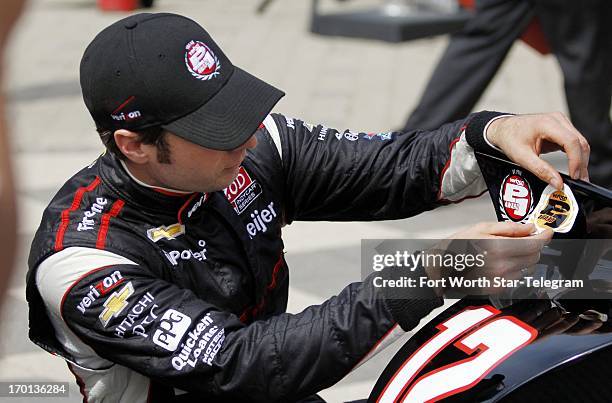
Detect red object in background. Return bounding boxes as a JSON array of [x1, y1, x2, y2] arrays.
[[458, 0, 551, 55], [97, 0, 138, 11], [520, 17, 551, 55]]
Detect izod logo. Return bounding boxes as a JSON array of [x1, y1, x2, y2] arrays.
[[223, 166, 262, 214], [224, 167, 252, 204]]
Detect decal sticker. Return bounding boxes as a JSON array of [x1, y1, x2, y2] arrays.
[[185, 41, 221, 81], [499, 171, 534, 222], [529, 183, 578, 233]]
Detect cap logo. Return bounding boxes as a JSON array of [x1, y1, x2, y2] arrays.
[[185, 40, 221, 81]]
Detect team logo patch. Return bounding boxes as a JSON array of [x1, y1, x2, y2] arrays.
[[224, 166, 262, 214], [529, 184, 578, 233], [499, 171, 534, 222], [99, 282, 135, 327], [185, 40, 221, 81], [147, 223, 186, 242]]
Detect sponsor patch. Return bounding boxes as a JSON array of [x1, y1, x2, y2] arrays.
[[147, 223, 186, 242], [114, 293, 157, 339], [317, 126, 329, 141], [335, 130, 359, 141], [170, 313, 225, 370], [529, 184, 578, 233], [99, 282, 135, 327], [224, 166, 262, 214], [499, 171, 534, 222], [185, 41, 221, 81], [246, 201, 278, 238], [78, 197, 108, 232], [285, 116, 295, 130], [163, 240, 208, 267], [76, 270, 124, 314], [110, 96, 142, 122], [153, 309, 192, 352], [364, 132, 394, 141], [187, 194, 208, 218]]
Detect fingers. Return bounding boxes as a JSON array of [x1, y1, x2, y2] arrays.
[[483, 221, 534, 237], [515, 151, 564, 190], [542, 113, 590, 181], [550, 112, 590, 181]]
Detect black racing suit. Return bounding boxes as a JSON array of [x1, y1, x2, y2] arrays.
[[26, 111, 504, 402]]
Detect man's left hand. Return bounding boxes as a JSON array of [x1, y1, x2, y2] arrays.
[[486, 112, 590, 190]]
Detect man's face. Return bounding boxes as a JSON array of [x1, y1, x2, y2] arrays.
[[144, 132, 258, 193]]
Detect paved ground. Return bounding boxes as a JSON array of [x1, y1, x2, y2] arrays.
[[1, 0, 573, 401]]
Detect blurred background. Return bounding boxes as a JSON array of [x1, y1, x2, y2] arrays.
[[0, 0, 585, 401]]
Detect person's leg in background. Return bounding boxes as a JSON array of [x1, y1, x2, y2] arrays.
[[535, 0, 612, 188], [402, 0, 533, 131]]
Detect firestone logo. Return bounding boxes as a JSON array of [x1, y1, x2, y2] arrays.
[[185, 40, 221, 81]]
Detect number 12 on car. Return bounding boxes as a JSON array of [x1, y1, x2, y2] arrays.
[[377, 305, 537, 403]]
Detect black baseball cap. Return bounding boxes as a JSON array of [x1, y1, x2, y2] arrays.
[[80, 13, 284, 150]]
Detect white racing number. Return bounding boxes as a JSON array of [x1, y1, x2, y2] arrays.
[[377, 306, 537, 403]]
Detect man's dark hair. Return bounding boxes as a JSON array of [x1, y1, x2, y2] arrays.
[[97, 126, 171, 164]]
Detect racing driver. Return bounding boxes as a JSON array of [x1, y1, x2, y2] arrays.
[[27, 12, 590, 403]]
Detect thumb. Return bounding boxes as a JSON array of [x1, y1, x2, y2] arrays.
[[487, 222, 535, 237]]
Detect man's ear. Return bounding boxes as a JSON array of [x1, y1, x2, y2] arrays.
[[114, 129, 151, 164]]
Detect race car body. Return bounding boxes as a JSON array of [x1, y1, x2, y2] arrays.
[[369, 153, 612, 403]]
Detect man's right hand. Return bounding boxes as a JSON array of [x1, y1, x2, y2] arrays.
[[426, 222, 553, 296]]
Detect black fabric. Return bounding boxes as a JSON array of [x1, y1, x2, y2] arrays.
[[379, 266, 443, 331], [163, 67, 284, 150], [28, 111, 497, 401], [464, 110, 508, 159], [402, 0, 612, 188]]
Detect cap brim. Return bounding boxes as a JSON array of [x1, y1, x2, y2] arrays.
[[162, 67, 284, 150]]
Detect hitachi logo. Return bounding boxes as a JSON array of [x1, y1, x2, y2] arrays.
[[246, 202, 277, 238]]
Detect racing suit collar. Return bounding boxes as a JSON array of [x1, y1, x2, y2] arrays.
[[98, 153, 208, 222]]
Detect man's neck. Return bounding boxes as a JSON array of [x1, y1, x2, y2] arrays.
[[119, 160, 191, 195]]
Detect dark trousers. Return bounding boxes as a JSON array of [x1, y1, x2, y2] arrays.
[[403, 0, 612, 187]]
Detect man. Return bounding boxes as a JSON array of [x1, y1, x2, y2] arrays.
[[27, 12, 589, 403], [403, 0, 612, 188]]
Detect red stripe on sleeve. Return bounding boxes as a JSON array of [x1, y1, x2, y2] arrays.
[[96, 199, 125, 250], [54, 177, 102, 252]]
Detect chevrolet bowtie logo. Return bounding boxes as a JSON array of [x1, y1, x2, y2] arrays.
[[99, 282, 134, 327], [147, 223, 186, 242]]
